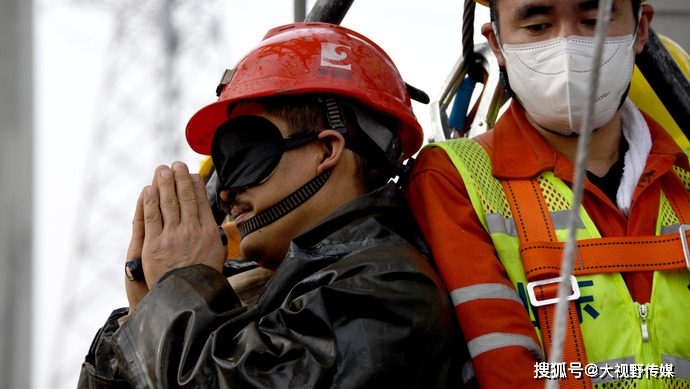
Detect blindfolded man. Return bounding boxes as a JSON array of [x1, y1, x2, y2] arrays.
[[78, 22, 468, 388]]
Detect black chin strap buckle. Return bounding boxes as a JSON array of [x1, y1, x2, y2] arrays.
[[395, 157, 416, 188]]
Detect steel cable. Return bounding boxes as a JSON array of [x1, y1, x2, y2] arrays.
[[462, 0, 476, 61], [546, 0, 615, 387]]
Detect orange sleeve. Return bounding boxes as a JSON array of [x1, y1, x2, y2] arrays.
[[221, 222, 274, 306], [405, 147, 545, 389], [221, 222, 242, 259]]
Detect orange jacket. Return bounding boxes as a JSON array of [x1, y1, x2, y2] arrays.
[[405, 101, 689, 388]]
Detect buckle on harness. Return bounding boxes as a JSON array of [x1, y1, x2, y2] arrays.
[[527, 275, 580, 307], [679, 225, 690, 269]]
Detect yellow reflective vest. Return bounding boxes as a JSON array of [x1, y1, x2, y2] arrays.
[[434, 137, 690, 389]]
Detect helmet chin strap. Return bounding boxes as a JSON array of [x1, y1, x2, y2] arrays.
[[237, 168, 333, 239]]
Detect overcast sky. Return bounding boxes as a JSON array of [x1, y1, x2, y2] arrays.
[[33, 1, 490, 387]]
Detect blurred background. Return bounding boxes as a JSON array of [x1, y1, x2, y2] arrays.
[[0, 0, 688, 388]]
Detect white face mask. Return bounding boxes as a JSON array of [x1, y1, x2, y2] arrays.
[[500, 34, 637, 135]]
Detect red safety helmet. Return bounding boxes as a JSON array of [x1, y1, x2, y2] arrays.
[[186, 22, 424, 159]]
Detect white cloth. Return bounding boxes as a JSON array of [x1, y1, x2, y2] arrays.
[[616, 98, 652, 216]]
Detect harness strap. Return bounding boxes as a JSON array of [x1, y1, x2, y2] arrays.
[[505, 169, 690, 389], [502, 178, 592, 389], [662, 168, 690, 223], [441, 138, 690, 386], [521, 233, 690, 279], [502, 179, 555, 242], [522, 169, 690, 279]]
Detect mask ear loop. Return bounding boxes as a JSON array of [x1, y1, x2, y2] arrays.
[[491, 21, 525, 114], [632, 6, 643, 43], [492, 21, 505, 55], [612, 6, 645, 116], [631, 6, 645, 72]]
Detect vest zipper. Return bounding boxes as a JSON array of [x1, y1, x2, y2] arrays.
[[638, 303, 649, 342]]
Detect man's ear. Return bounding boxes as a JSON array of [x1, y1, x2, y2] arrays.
[[316, 129, 346, 174], [635, 4, 655, 55], [482, 22, 505, 66]]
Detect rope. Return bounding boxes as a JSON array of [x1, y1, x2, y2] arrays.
[[462, 0, 476, 61], [546, 0, 615, 387]]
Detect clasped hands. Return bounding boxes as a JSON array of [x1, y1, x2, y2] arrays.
[[125, 162, 227, 312]]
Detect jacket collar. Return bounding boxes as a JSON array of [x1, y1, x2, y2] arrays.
[[483, 101, 688, 181], [257, 183, 430, 314]]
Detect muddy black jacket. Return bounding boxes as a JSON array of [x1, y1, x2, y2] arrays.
[[78, 184, 466, 388]]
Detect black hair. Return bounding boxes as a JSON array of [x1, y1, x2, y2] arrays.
[[489, 0, 643, 103], [489, 0, 642, 34]]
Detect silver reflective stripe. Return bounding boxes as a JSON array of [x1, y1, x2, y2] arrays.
[[662, 354, 690, 381], [467, 332, 545, 361], [450, 283, 523, 307], [589, 356, 635, 385], [550, 209, 585, 230], [485, 210, 584, 237], [485, 213, 517, 236], [461, 360, 476, 385], [661, 223, 680, 236]]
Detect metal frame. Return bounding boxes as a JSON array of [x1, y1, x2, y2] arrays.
[[429, 43, 508, 143]]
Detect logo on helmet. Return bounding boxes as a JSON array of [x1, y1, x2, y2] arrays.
[[320, 43, 352, 70]]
